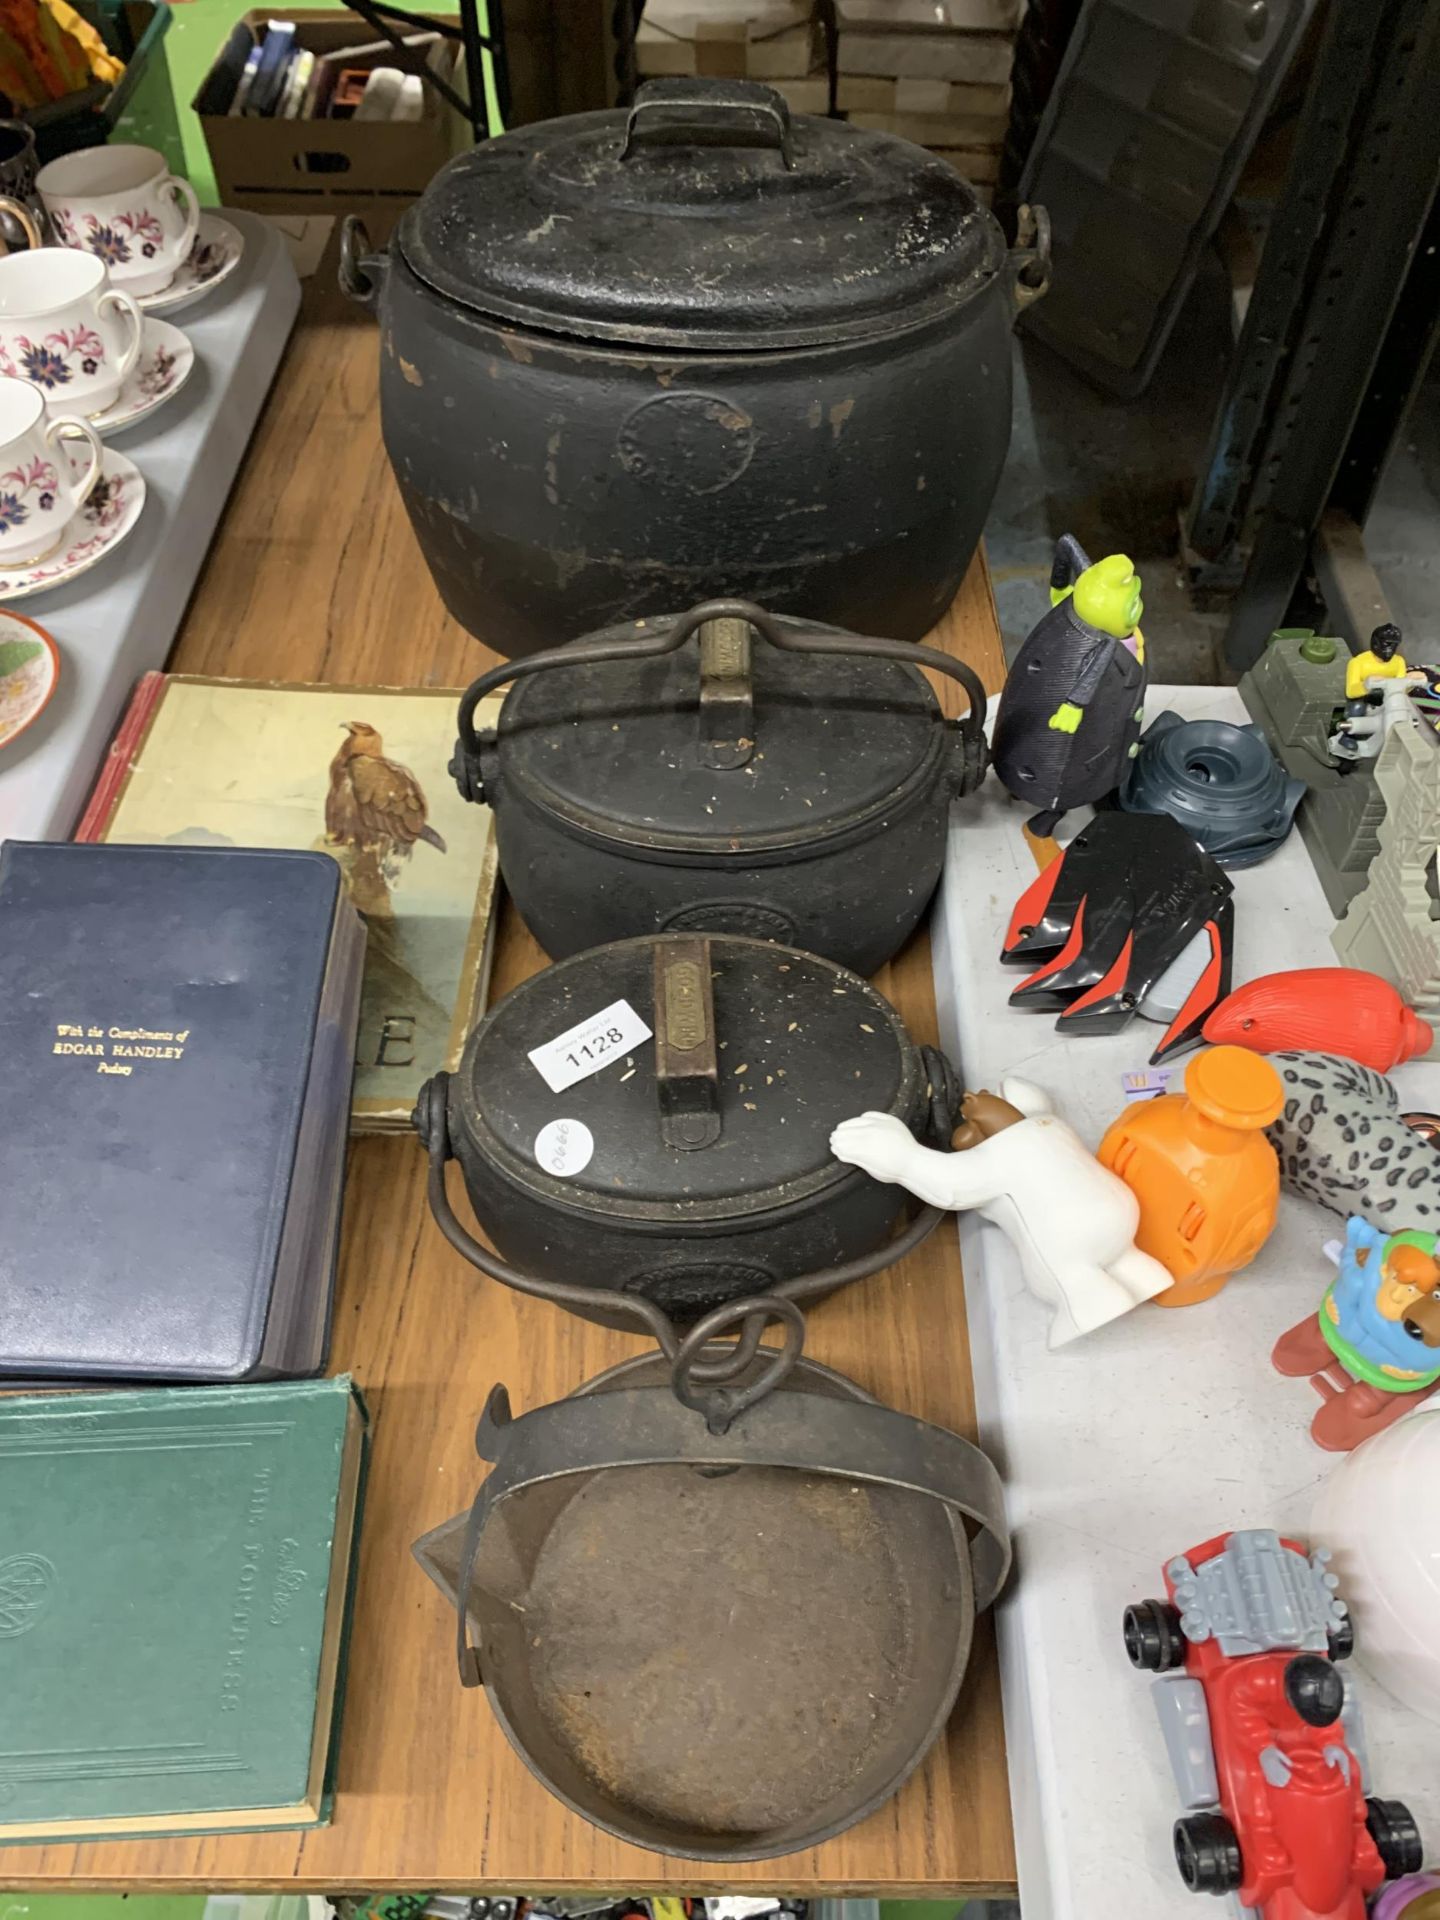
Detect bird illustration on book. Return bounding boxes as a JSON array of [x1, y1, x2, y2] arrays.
[[325, 720, 447, 917]]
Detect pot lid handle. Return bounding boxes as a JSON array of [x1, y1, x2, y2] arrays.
[[698, 614, 754, 769], [620, 77, 794, 171], [653, 936, 721, 1150], [454, 598, 990, 797]]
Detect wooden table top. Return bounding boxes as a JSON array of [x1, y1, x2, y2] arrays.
[[0, 274, 1018, 1898]]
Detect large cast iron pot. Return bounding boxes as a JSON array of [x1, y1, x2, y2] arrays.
[[451, 596, 989, 975], [415, 931, 960, 1330], [340, 77, 1049, 659], [411, 1311, 1011, 1859]]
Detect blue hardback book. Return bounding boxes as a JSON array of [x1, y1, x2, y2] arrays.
[[0, 842, 365, 1381]]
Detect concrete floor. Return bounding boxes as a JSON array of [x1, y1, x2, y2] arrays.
[[987, 253, 1235, 682], [1365, 351, 1440, 660], [989, 243, 1440, 683]]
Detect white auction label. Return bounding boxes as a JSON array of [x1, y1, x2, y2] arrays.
[[526, 996, 652, 1094], [533, 1117, 595, 1179]]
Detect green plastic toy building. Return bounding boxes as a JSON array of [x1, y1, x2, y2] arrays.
[[1239, 628, 1388, 915]]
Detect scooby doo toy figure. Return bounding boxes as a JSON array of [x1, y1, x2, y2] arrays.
[[831, 1078, 1171, 1349]]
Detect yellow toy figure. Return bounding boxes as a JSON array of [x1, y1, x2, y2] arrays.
[[1344, 622, 1410, 705]]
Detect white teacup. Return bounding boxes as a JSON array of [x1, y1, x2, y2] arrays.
[[37, 144, 200, 298], [0, 375, 102, 564], [0, 249, 142, 416]]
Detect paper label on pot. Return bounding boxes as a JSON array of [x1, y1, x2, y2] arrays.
[[527, 997, 652, 1094], [534, 1117, 595, 1179]]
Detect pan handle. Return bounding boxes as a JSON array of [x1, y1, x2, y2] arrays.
[[448, 1373, 1012, 1690], [414, 1071, 948, 1369], [452, 597, 991, 805]]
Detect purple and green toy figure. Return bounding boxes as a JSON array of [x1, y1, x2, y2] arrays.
[[990, 534, 1147, 835]]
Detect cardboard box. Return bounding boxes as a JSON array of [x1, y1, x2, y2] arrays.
[[837, 0, 1022, 28], [194, 10, 470, 220], [768, 73, 829, 113], [838, 30, 1014, 83], [635, 1, 819, 80]]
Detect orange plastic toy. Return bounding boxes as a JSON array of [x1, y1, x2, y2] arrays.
[[1097, 1046, 1284, 1306]]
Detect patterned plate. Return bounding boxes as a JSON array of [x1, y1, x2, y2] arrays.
[[136, 213, 245, 315], [91, 318, 194, 436], [0, 607, 58, 750], [0, 447, 145, 601]]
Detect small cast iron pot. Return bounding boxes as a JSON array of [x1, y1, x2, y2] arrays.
[[340, 77, 1048, 658], [452, 597, 989, 976], [412, 1302, 1010, 1859], [415, 931, 960, 1331]]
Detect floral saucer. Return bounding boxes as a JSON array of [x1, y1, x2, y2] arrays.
[[0, 447, 145, 601], [0, 608, 59, 751], [137, 214, 245, 316], [92, 319, 194, 435]]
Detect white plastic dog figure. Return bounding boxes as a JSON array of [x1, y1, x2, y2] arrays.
[[830, 1075, 1172, 1348]]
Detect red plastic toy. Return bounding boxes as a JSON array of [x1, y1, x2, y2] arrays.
[[1125, 1526, 1422, 1915], [1203, 968, 1433, 1073]]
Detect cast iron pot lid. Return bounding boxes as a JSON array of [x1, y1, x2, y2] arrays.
[[490, 610, 947, 855], [456, 933, 921, 1221], [397, 77, 1002, 352]]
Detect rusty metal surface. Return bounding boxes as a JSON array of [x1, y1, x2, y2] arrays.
[[413, 1350, 1009, 1860]]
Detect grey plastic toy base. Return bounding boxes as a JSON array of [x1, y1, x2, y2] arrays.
[[1333, 720, 1440, 1010], [1239, 631, 1387, 915], [1121, 708, 1304, 868]]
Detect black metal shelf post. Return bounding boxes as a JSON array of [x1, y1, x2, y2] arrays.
[[340, 0, 508, 139], [1182, 0, 1440, 671]]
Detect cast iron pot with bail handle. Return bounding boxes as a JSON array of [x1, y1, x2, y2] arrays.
[[414, 930, 962, 1331], [339, 77, 1049, 659], [451, 596, 989, 976], [411, 1295, 1011, 1859]]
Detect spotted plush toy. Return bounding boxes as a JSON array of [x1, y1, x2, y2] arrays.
[[1267, 1050, 1440, 1229]]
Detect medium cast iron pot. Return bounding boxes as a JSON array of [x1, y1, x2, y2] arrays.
[[340, 77, 1049, 658], [415, 931, 960, 1331], [411, 1304, 1011, 1859], [452, 596, 989, 975]]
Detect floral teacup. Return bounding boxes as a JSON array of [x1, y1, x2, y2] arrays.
[[0, 248, 143, 417], [0, 375, 102, 564], [38, 144, 200, 299]]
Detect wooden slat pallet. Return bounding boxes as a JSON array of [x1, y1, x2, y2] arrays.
[[836, 75, 1010, 116], [850, 114, 1003, 173]]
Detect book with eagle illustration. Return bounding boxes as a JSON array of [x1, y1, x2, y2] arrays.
[[77, 674, 505, 1133], [0, 1375, 367, 1841]]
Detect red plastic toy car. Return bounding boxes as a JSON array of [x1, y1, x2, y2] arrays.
[[1125, 1527, 1422, 1915]]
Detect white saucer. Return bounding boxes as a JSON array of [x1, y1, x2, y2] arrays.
[[137, 214, 244, 315], [0, 447, 145, 600], [92, 318, 194, 435]]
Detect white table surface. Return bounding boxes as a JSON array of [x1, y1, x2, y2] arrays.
[[0, 211, 300, 844], [931, 685, 1439, 1920]]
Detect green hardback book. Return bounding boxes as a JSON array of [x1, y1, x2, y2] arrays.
[[0, 1375, 367, 1842]]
